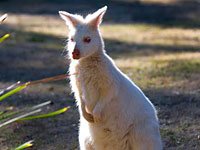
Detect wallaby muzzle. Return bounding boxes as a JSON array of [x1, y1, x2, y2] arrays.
[[72, 48, 80, 59]]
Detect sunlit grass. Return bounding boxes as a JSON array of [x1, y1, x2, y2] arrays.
[[4, 15, 200, 47], [116, 52, 200, 89], [102, 24, 200, 47]]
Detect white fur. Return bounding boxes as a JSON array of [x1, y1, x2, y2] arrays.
[[59, 6, 162, 150]]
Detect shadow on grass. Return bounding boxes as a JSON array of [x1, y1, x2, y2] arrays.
[[0, 97, 79, 150], [0, 24, 68, 83], [0, 23, 199, 83], [1, 86, 199, 149], [0, 2, 199, 148], [0, 31, 199, 149], [105, 38, 200, 58], [0, 0, 199, 29], [145, 88, 200, 149]]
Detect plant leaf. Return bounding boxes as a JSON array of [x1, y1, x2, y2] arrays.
[[0, 83, 29, 102], [15, 140, 34, 150], [19, 107, 70, 121], [0, 81, 21, 96], [0, 34, 10, 43], [0, 109, 41, 128]]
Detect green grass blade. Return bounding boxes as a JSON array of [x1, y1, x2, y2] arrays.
[[0, 111, 19, 121], [0, 109, 41, 128], [0, 34, 10, 43], [15, 140, 33, 150], [0, 83, 28, 102], [0, 81, 21, 96], [0, 101, 52, 122], [19, 107, 70, 121]]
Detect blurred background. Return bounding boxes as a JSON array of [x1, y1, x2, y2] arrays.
[[0, 0, 199, 149]]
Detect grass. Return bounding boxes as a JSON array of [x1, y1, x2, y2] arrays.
[[0, 14, 71, 150], [0, 1, 200, 149], [0, 63, 71, 149], [115, 52, 200, 90], [103, 24, 200, 46]]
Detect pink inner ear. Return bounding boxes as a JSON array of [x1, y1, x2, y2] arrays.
[[87, 10, 106, 28], [68, 16, 80, 27], [59, 11, 84, 28], [89, 14, 103, 28], [64, 14, 78, 27]]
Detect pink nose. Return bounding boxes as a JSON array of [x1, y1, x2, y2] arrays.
[[72, 48, 80, 59]]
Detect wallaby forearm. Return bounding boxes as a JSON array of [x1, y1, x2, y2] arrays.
[[80, 98, 94, 123]]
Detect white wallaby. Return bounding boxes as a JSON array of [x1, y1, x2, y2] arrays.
[[59, 6, 162, 150]]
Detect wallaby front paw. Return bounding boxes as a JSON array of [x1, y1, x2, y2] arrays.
[[93, 109, 103, 123], [94, 116, 101, 123], [83, 111, 94, 123], [81, 101, 94, 123]]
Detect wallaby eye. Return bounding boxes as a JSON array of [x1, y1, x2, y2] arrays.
[[83, 36, 91, 43]]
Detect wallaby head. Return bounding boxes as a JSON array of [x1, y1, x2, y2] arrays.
[[59, 6, 107, 60]]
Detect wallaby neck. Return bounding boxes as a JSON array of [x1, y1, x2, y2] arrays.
[[78, 50, 106, 69], [70, 50, 115, 83]]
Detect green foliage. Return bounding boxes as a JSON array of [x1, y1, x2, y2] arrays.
[[15, 140, 33, 150], [0, 82, 70, 149], [0, 33, 10, 43], [0, 83, 28, 102], [19, 107, 69, 121], [0, 14, 70, 149], [0, 14, 9, 43]]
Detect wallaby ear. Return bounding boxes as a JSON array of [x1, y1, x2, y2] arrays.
[[87, 6, 107, 28], [59, 11, 82, 28]]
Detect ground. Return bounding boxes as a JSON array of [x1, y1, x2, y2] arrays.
[[0, 0, 200, 149]]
